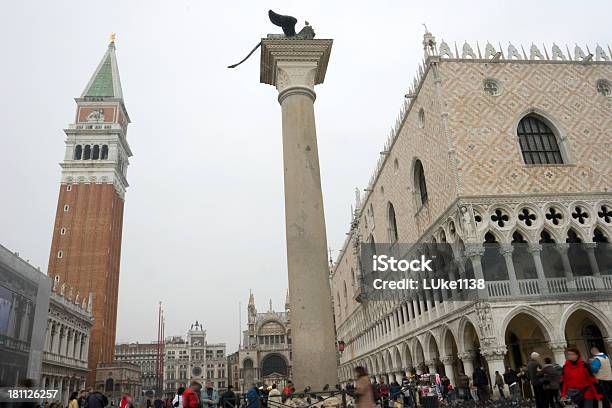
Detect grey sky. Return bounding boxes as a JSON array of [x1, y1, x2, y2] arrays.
[[1, 0, 611, 352]]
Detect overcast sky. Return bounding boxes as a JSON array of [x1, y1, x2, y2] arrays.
[[1, 0, 611, 352]]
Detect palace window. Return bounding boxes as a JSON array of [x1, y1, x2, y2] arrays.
[[387, 202, 398, 242], [101, 145, 109, 160], [517, 115, 564, 164], [414, 160, 428, 207], [74, 145, 82, 160], [92, 145, 100, 160], [83, 145, 91, 160]]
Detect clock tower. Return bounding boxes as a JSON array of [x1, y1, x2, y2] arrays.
[[47, 37, 132, 385]]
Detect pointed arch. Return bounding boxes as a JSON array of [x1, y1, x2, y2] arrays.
[[515, 110, 568, 164], [500, 304, 559, 342], [413, 159, 428, 207], [387, 201, 399, 242]]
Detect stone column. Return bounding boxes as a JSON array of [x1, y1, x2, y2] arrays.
[[549, 342, 567, 365], [527, 244, 550, 294], [499, 245, 520, 296], [555, 243, 577, 290], [458, 351, 475, 379], [465, 245, 488, 299], [483, 348, 507, 399], [260, 37, 337, 389], [441, 356, 455, 386], [425, 360, 437, 374], [584, 243, 604, 288]]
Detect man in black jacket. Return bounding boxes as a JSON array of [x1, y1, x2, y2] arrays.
[[503, 367, 520, 401], [85, 390, 108, 408], [219, 385, 237, 408]]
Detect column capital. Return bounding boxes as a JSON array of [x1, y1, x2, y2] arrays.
[[527, 243, 543, 254], [480, 346, 507, 360], [554, 243, 570, 254], [458, 350, 477, 361], [464, 244, 485, 258], [498, 244, 514, 256], [260, 38, 333, 101], [583, 242, 598, 251], [548, 341, 567, 352], [440, 356, 455, 365]]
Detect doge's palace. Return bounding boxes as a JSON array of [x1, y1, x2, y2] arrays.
[[331, 31, 612, 390]]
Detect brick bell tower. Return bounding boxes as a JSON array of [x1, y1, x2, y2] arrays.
[[47, 35, 132, 385]]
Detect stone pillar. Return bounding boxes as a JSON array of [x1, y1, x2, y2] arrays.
[[425, 360, 437, 374], [260, 37, 337, 389], [555, 243, 577, 290], [441, 357, 455, 386], [499, 245, 520, 296], [584, 243, 604, 288], [465, 245, 488, 299], [549, 342, 567, 365], [527, 244, 549, 294], [483, 348, 507, 399], [459, 351, 475, 379]]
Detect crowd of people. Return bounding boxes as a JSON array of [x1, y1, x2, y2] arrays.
[[28, 345, 611, 408], [350, 345, 612, 408]]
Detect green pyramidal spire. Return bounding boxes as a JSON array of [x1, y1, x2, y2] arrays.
[[81, 39, 123, 99]]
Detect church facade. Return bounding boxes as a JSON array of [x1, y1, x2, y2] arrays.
[[330, 32, 612, 389], [234, 292, 292, 392]]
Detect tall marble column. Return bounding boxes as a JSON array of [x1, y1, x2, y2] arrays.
[[260, 37, 337, 389]]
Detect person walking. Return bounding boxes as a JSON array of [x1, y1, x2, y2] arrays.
[[171, 387, 184, 408], [267, 384, 281, 408], [246, 383, 260, 408], [182, 381, 201, 408], [282, 381, 294, 399], [472, 366, 489, 403], [456, 370, 471, 401], [527, 352, 544, 408], [68, 392, 79, 408], [590, 345, 612, 408], [84, 389, 108, 408], [219, 385, 237, 408], [200, 381, 219, 408], [119, 393, 133, 408], [541, 357, 562, 408], [561, 346, 600, 408], [494, 371, 505, 399], [503, 367, 520, 401], [354, 366, 376, 408]]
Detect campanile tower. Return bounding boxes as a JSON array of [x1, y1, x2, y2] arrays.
[[47, 37, 132, 384]]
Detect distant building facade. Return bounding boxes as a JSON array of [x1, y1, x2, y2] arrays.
[[114, 342, 160, 397], [235, 292, 292, 392], [42, 281, 93, 406], [227, 351, 240, 391], [0, 244, 51, 387], [163, 322, 227, 394], [95, 362, 141, 404]]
